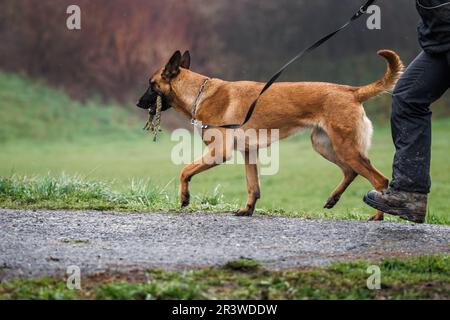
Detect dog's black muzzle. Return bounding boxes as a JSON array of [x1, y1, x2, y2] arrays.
[[136, 87, 171, 115], [136, 86, 158, 112]]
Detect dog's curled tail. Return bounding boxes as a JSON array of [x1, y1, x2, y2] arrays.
[[355, 50, 404, 102]]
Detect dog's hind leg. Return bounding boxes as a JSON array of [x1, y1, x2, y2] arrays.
[[326, 123, 389, 221], [235, 150, 261, 217], [311, 127, 358, 209]]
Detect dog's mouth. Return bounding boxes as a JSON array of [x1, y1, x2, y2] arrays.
[[136, 89, 158, 111], [136, 88, 171, 115]]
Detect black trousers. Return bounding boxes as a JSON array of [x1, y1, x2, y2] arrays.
[[390, 51, 450, 194]]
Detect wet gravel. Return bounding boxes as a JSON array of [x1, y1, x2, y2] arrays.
[[0, 209, 449, 279]]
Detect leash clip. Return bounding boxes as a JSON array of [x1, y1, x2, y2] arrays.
[[357, 5, 368, 16], [191, 119, 208, 129]]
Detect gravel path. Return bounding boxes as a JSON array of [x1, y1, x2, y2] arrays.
[[0, 209, 449, 279]]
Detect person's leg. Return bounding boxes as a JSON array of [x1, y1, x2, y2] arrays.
[[390, 51, 450, 193], [364, 51, 450, 223]]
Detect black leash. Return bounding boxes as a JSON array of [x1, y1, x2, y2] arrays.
[[195, 0, 377, 130]]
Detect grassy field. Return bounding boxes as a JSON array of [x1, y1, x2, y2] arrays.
[[1, 255, 449, 300], [0, 74, 450, 223], [0, 72, 449, 224]]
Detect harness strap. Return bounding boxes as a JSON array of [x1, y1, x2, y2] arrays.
[[196, 0, 377, 130]]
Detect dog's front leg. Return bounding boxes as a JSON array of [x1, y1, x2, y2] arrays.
[[235, 150, 260, 217], [180, 145, 230, 208]]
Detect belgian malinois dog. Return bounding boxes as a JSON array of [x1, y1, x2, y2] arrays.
[[137, 50, 404, 221]]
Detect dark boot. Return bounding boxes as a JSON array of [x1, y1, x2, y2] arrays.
[[363, 189, 427, 223]]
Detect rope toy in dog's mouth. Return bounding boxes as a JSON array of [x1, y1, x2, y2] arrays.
[[143, 95, 163, 142]]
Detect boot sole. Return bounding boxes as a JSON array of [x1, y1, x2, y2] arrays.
[[363, 195, 425, 224]]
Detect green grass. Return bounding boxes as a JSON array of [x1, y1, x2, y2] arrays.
[[224, 258, 262, 272], [0, 72, 449, 224], [0, 72, 140, 142], [1, 255, 449, 300], [0, 173, 448, 224], [0, 174, 235, 213]]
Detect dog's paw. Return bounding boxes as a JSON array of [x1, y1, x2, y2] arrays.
[[180, 193, 190, 208], [324, 195, 340, 209], [234, 207, 254, 217], [368, 212, 384, 221]]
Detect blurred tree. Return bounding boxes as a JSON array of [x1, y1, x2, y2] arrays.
[[1, 0, 447, 124], [0, 0, 203, 102]]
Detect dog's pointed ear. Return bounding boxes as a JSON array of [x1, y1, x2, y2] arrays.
[[163, 50, 182, 79], [180, 51, 191, 69]]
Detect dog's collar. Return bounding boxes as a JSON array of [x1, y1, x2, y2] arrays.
[[191, 78, 210, 128]]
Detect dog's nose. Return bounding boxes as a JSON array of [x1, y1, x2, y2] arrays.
[[136, 101, 149, 110]]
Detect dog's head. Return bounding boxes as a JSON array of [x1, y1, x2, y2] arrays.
[[136, 50, 191, 115]]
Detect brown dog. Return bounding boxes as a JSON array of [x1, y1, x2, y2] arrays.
[[138, 50, 404, 220]]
